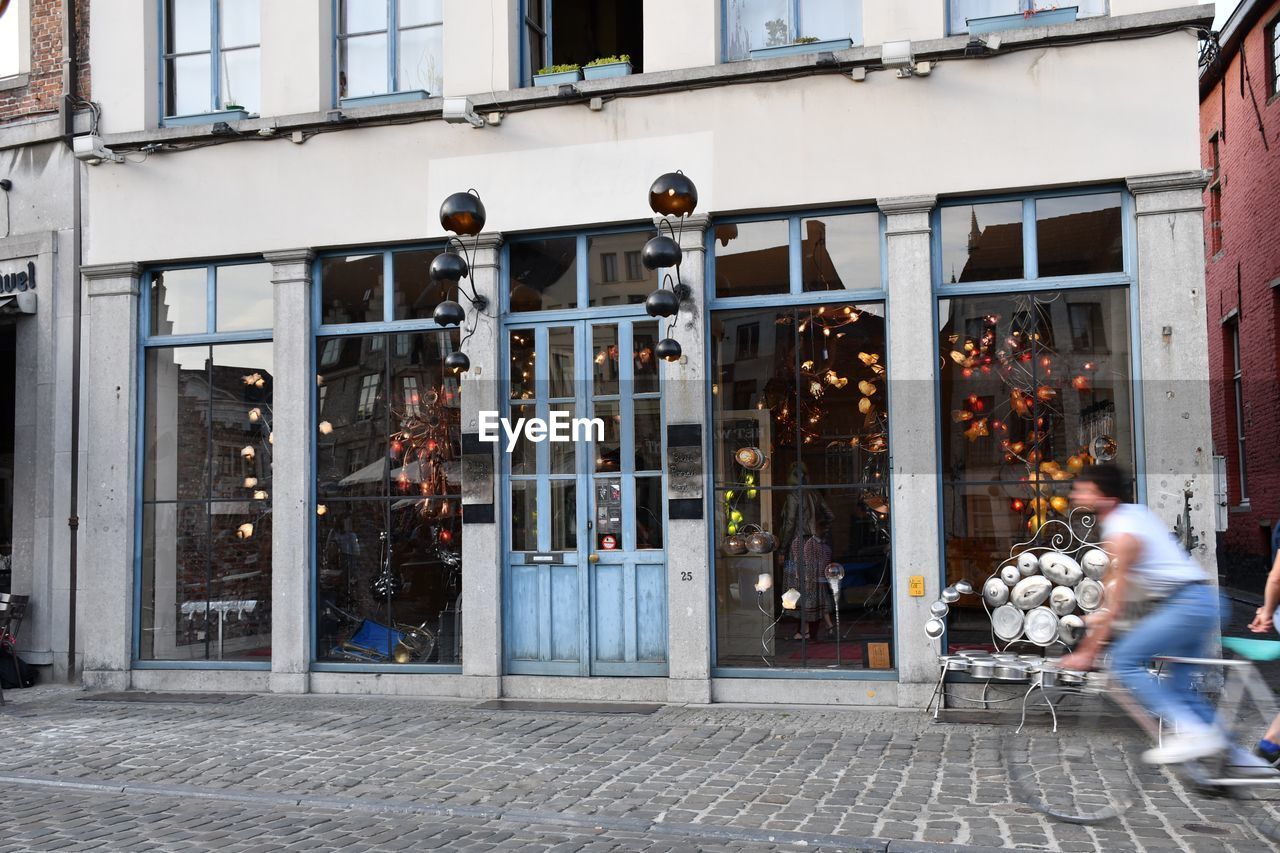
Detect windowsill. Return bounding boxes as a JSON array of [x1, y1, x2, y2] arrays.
[[164, 108, 251, 127], [0, 73, 30, 92], [339, 90, 429, 109], [1230, 502, 1252, 514], [747, 38, 855, 61]]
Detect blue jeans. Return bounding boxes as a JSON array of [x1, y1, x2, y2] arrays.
[[1109, 583, 1224, 732]]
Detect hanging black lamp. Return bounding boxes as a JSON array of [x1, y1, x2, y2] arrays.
[[645, 288, 680, 318], [648, 171, 698, 217], [440, 190, 486, 235], [641, 234, 681, 270], [433, 300, 467, 327], [429, 250, 468, 283], [655, 338, 682, 362], [444, 351, 471, 374]]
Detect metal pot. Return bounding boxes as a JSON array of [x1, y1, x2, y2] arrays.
[[993, 661, 1029, 681], [722, 534, 747, 556], [967, 659, 996, 679], [939, 655, 970, 672]]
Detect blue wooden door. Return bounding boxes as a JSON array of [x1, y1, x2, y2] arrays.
[[503, 319, 668, 676]]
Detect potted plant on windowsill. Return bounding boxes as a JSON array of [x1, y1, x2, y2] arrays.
[[748, 33, 854, 60], [967, 4, 1079, 35], [583, 54, 632, 81], [533, 63, 582, 86]]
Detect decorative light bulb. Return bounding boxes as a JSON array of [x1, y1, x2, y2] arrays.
[[236, 522, 254, 539], [253, 490, 268, 501], [243, 477, 258, 488], [316, 504, 328, 516], [240, 445, 255, 459], [318, 421, 333, 435], [247, 408, 261, 423]]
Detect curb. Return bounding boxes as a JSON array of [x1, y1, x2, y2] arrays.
[[0, 773, 1013, 851]]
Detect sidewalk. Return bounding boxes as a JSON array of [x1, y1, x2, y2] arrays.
[[0, 685, 1277, 851]]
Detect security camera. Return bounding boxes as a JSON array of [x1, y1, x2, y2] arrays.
[[442, 96, 486, 128], [72, 134, 124, 165]]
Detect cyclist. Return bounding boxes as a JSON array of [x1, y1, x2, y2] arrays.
[[1248, 546, 1280, 764], [1058, 464, 1226, 764]]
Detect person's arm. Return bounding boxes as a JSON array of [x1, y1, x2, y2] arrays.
[[1059, 532, 1139, 670], [1249, 549, 1280, 634]]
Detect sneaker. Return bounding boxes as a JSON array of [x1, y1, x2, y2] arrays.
[[1229, 747, 1280, 777], [1142, 728, 1228, 765], [1254, 745, 1280, 767]]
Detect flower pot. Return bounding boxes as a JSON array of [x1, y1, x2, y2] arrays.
[[748, 37, 853, 60], [582, 60, 632, 80], [966, 6, 1078, 34], [533, 69, 582, 86]]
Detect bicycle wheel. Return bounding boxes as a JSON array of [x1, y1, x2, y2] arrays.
[[1003, 685, 1141, 824]]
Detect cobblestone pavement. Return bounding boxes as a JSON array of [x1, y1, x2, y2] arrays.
[[1, 685, 1279, 852]]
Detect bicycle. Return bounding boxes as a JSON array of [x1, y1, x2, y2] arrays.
[[1002, 636, 1280, 841]]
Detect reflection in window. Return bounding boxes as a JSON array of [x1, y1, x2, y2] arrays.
[[711, 302, 891, 671], [801, 212, 880, 292], [338, 0, 444, 99], [509, 237, 577, 312], [940, 201, 1024, 283], [215, 263, 273, 332], [938, 287, 1133, 650], [164, 0, 261, 116], [714, 219, 790, 297], [316, 330, 463, 665], [140, 342, 274, 661], [151, 268, 208, 336], [724, 0, 864, 61], [588, 233, 658, 307], [1035, 193, 1123, 278]]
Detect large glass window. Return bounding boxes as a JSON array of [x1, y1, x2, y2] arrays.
[[724, 0, 864, 61], [315, 328, 464, 665], [947, 1, 1108, 35], [507, 230, 659, 313], [338, 0, 443, 101], [711, 297, 890, 671], [140, 262, 273, 662], [163, 0, 261, 118], [522, 0, 643, 84]]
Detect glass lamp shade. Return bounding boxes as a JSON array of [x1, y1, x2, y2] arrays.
[[433, 300, 466, 327], [444, 351, 471, 374], [781, 588, 801, 610], [641, 234, 681, 270], [429, 251, 468, 283], [754, 572, 773, 592], [645, 288, 680, 318], [824, 562, 845, 582], [648, 172, 698, 217], [655, 337, 682, 362], [439, 190, 486, 235]]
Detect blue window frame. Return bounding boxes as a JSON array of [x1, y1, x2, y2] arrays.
[[136, 259, 274, 669], [931, 186, 1141, 656], [312, 244, 466, 673], [161, 0, 261, 123], [723, 0, 864, 62], [706, 207, 894, 680], [946, 0, 1108, 36], [335, 0, 443, 105]]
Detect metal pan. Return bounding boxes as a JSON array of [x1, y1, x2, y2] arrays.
[[939, 655, 970, 672], [993, 661, 1029, 681], [967, 659, 996, 679]]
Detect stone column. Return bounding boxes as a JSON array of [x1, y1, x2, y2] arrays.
[[263, 250, 315, 694], [661, 213, 712, 704], [878, 195, 942, 707], [80, 262, 143, 691], [460, 234, 503, 695], [1127, 171, 1217, 573]]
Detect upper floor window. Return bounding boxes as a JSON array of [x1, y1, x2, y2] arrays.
[[522, 0, 642, 84], [724, 0, 863, 62], [0, 1, 26, 80], [1268, 17, 1279, 97], [164, 0, 261, 119], [338, 0, 443, 102], [948, 1, 1107, 35]]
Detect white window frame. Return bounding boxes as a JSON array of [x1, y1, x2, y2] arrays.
[[0, 0, 32, 86], [1230, 319, 1248, 504]]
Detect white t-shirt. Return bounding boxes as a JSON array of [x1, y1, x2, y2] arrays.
[[1102, 503, 1205, 595]]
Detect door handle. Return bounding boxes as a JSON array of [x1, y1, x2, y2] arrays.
[[588, 552, 600, 564]]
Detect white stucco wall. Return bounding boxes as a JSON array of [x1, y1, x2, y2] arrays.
[[643, 0, 720, 72], [83, 29, 1202, 264], [862, 0, 947, 45]]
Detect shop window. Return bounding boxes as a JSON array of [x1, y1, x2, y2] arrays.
[[522, 0, 643, 83], [1035, 193, 1123, 277], [163, 0, 261, 119], [947, 0, 1108, 36], [801, 212, 881, 292], [711, 302, 891, 672], [507, 231, 659, 312], [724, 0, 864, 61], [940, 201, 1024, 283], [714, 219, 790, 298], [937, 287, 1135, 650], [320, 248, 448, 326], [316, 331, 463, 665], [338, 0, 443, 102]]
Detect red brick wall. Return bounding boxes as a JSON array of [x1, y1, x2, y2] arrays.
[[1201, 0, 1280, 569], [0, 0, 90, 127]]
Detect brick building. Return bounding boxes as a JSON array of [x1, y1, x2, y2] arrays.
[[1200, 0, 1280, 582], [0, 0, 89, 125]]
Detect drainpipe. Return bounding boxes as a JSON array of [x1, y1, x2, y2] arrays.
[[62, 0, 82, 683]]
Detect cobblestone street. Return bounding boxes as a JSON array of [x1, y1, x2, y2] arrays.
[[1, 683, 1278, 852]]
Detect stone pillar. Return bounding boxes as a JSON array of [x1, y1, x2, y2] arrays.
[[878, 195, 941, 707], [1126, 171, 1217, 573], [460, 234, 503, 695], [661, 213, 712, 704], [263, 250, 316, 694], [80, 262, 143, 691]]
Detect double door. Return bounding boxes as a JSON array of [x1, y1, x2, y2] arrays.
[[503, 318, 668, 676]]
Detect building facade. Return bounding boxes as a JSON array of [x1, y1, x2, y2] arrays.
[[0, 0, 89, 682], [1200, 0, 1280, 587], [4, 0, 1218, 705]]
